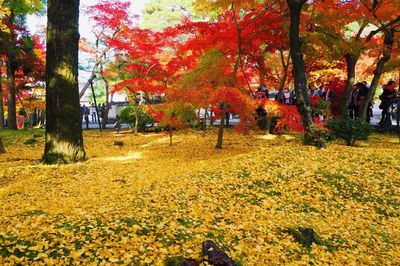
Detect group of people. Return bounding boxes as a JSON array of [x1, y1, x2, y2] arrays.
[[347, 81, 372, 122], [81, 103, 107, 127], [378, 80, 399, 127], [254, 84, 335, 105], [348, 80, 399, 125]]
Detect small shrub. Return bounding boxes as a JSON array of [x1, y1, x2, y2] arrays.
[[327, 118, 373, 146], [119, 105, 154, 132], [304, 124, 335, 148]]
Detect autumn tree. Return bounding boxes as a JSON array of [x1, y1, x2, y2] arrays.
[[286, 0, 313, 138], [173, 49, 256, 149], [43, 0, 85, 164], [79, 0, 131, 99], [0, 0, 44, 129], [309, 0, 400, 120], [358, 0, 400, 121]]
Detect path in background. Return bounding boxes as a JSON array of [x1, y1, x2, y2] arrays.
[[82, 105, 398, 129]]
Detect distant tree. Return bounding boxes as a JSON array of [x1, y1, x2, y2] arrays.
[[43, 0, 85, 164], [141, 0, 195, 30], [0, 0, 44, 129]]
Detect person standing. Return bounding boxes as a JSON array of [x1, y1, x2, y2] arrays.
[[89, 103, 97, 123], [379, 80, 398, 126], [354, 82, 370, 121]]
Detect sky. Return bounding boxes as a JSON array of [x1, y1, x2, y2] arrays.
[[27, 0, 149, 39]]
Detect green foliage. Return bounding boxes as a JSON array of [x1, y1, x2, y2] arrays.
[[4, 0, 46, 15], [164, 256, 186, 266], [327, 118, 373, 146], [304, 124, 335, 148], [179, 49, 231, 89], [120, 105, 154, 132], [284, 227, 325, 249], [141, 0, 196, 30], [0, 128, 44, 146], [312, 99, 331, 117]]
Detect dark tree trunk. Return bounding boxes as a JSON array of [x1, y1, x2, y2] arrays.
[[215, 107, 225, 149], [134, 109, 139, 135], [6, 59, 17, 130], [215, 3, 242, 149], [0, 137, 5, 154], [287, 0, 313, 137], [277, 48, 291, 100], [100, 70, 111, 128], [43, 0, 85, 164], [257, 56, 267, 85], [359, 29, 395, 121], [0, 63, 4, 129], [339, 53, 359, 117]]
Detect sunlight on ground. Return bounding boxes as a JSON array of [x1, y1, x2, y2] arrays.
[[281, 134, 296, 141], [257, 134, 277, 140], [387, 137, 400, 144], [102, 151, 143, 162]]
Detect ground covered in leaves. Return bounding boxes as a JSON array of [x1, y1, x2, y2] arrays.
[[0, 129, 399, 265]]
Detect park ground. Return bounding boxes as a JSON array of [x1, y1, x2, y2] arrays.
[[0, 129, 400, 265]]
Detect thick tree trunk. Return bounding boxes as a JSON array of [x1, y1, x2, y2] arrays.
[[43, 0, 85, 164], [6, 60, 17, 130], [287, 0, 313, 137], [339, 53, 359, 117], [359, 30, 394, 121], [0, 137, 5, 154]]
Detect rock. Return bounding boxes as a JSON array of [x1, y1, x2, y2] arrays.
[[164, 241, 237, 266], [114, 141, 124, 146], [285, 227, 324, 248], [202, 241, 237, 266]]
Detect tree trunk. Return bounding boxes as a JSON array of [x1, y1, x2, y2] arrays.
[[79, 64, 98, 99], [209, 108, 214, 126], [0, 63, 4, 129], [134, 109, 139, 135], [277, 49, 291, 100], [6, 60, 17, 130], [258, 56, 267, 85], [359, 29, 394, 121], [169, 123, 173, 146], [43, 0, 85, 164], [90, 81, 102, 131], [287, 0, 313, 137], [339, 53, 359, 117], [100, 69, 110, 128], [215, 3, 241, 149], [0, 137, 5, 154], [215, 106, 225, 149]]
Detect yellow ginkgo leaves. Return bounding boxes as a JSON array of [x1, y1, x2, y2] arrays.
[[0, 130, 399, 264]]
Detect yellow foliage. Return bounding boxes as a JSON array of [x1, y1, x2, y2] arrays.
[[0, 0, 11, 33], [0, 130, 399, 264]]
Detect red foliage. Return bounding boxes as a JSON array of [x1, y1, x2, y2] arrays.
[[274, 104, 304, 133]]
